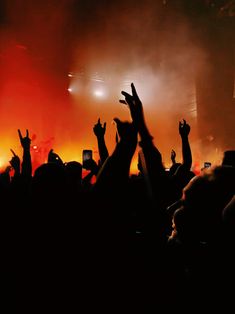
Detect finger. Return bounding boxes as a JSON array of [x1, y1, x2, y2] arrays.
[[119, 99, 127, 105], [98, 118, 100, 124], [18, 129, 23, 140], [26, 129, 29, 137], [131, 83, 139, 100], [104, 122, 106, 130], [10, 149, 16, 156], [49, 149, 53, 154], [121, 91, 133, 99]]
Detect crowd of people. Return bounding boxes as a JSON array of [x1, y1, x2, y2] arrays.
[[1, 83, 234, 312]]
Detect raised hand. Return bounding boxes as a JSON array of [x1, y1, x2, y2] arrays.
[[9, 149, 20, 174], [93, 118, 106, 138], [93, 118, 109, 165], [120, 83, 144, 126], [18, 129, 31, 150], [171, 149, 176, 164], [120, 83, 153, 143], [17, 129, 32, 177], [179, 119, 190, 138]]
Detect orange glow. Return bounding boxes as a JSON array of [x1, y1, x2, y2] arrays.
[[0, 1, 233, 175]]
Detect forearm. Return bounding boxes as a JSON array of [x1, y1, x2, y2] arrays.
[[181, 136, 192, 170], [95, 141, 135, 191], [22, 150, 32, 177], [13, 169, 21, 178], [137, 115, 164, 173], [137, 115, 153, 142], [139, 139, 165, 177], [97, 136, 109, 165]]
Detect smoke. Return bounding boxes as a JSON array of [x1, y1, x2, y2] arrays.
[[70, 0, 208, 166], [0, 0, 233, 171]]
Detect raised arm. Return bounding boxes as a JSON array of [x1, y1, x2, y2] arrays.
[[82, 158, 99, 188], [18, 129, 32, 178], [93, 118, 109, 165], [9, 149, 21, 178], [95, 118, 137, 193], [120, 83, 165, 185], [179, 119, 192, 171], [120, 83, 152, 142]]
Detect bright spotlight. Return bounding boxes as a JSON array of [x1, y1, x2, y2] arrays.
[[67, 87, 72, 93], [93, 89, 105, 98]]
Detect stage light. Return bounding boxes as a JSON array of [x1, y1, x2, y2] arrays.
[[67, 87, 72, 93], [93, 89, 106, 98], [33, 145, 38, 150]]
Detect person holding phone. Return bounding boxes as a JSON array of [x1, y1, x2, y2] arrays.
[[82, 149, 99, 186]]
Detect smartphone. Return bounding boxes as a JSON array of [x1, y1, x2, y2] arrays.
[[82, 149, 93, 164], [204, 162, 211, 168]]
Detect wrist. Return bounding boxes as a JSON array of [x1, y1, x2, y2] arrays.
[[97, 135, 105, 141]]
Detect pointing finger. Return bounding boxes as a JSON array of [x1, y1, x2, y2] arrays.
[[10, 149, 16, 156], [131, 83, 139, 100], [18, 129, 23, 141]]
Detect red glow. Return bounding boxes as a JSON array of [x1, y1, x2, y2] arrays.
[[0, 1, 233, 175]]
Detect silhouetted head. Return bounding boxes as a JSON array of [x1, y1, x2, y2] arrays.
[[169, 166, 235, 243], [32, 162, 66, 200], [65, 161, 82, 180]]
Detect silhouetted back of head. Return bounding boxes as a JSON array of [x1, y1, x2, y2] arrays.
[[172, 166, 235, 243], [65, 161, 82, 180], [32, 162, 66, 199]]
